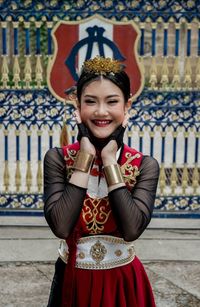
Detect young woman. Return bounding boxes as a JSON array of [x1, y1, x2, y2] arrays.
[[44, 56, 160, 307]]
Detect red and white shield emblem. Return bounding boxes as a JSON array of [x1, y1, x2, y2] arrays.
[[47, 15, 144, 103]]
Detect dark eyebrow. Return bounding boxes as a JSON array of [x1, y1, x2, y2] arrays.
[[83, 94, 120, 98]]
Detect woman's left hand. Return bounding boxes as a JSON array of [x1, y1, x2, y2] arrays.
[[101, 113, 129, 166], [101, 140, 118, 166]]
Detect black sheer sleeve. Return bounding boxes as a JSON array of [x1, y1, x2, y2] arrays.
[[109, 156, 160, 241], [43, 147, 87, 239]]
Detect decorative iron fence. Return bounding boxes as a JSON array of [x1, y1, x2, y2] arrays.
[[0, 0, 199, 217]]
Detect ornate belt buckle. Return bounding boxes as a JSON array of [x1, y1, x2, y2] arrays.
[[90, 240, 107, 264]]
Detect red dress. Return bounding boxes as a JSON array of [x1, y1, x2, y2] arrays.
[[60, 142, 156, 307]]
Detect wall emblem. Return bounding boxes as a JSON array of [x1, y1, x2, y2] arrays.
[[47, 14, 144, 104]]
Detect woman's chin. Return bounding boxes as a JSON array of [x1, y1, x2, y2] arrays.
[[91, 128, 114, 140]]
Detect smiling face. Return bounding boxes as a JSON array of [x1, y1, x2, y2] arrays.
[[79, 78, 130, 140]]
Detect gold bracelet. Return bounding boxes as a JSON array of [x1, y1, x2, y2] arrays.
[[103, 164, 124, 186], [73, 151, 94, 173]]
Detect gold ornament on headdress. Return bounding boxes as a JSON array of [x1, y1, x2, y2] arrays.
[[83, 56, 122, 75]]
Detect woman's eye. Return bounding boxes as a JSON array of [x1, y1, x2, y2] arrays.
[[108, 100, 118, 104], [85, 99, 95, 104]]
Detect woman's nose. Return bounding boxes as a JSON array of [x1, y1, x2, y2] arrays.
[[94, 104, 108, 116]]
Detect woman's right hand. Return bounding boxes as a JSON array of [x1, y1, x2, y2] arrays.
[[73, 110, 96, 156]]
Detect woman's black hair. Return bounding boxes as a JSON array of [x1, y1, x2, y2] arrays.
[[76, 69, 131, 102]]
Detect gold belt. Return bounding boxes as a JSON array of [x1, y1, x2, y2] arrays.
[[58, 235, 135, 270]]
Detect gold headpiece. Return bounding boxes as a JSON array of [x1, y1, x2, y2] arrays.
[[83, 56, 122, 75]]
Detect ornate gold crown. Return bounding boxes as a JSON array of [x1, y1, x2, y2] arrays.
[[83, 56, 122, 75]]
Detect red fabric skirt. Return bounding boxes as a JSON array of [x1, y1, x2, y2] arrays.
[[64, 256, 155, 307]]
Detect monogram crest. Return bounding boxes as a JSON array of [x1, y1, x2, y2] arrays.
[[47, 14, 144, 104]]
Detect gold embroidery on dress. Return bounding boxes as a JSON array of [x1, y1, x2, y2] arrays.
[[82, 197, 111, 234], [120, 152, 141, 188], [65, 148, 77, 179]]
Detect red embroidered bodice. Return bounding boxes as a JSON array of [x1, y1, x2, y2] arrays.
[[62, 142, 143, 237]]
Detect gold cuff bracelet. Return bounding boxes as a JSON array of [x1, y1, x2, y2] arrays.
[[73, 151, 94, 173], [103, 164, 124, 186]]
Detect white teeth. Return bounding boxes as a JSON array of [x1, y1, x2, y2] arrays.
[[94, 120, 110, 124]]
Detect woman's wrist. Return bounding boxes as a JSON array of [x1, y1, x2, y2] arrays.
[[103, 164, 124, 187], [69, 170, 90, 188], [102, 157, 117, 167], [73, 150, 95, 173]]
